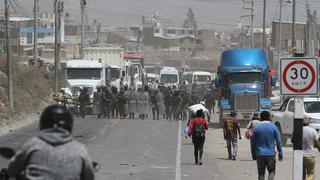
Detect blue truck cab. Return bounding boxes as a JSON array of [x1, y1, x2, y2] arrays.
[[215, 49, 275, 124]]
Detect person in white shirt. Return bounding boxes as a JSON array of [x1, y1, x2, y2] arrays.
[[188, 101, 211, 122], [302, 116, 320, 180]]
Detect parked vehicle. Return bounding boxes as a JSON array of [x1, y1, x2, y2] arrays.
[[215, 49, 276, 124], [123, 53, 145, 89], [160, 67, 180, 88], [63, 59, 105, 113], [272, 97, 320, 145]]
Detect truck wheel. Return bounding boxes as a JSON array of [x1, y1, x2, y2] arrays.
[[276, 123, 287, 146]]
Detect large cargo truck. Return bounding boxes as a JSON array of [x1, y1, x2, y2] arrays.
[[215, 49, 276, 124]]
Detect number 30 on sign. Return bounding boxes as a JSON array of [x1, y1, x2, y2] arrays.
[[280, 57, 318, 95]]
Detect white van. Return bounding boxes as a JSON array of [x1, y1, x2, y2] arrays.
[[159, 67, 179, 88], [182, 71, 211, 85]]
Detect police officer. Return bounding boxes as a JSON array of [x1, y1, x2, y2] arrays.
[[128, 87, 137, 119], [179, 89, 191, 121], [190, 91, 200, 106], [117, 90, 128, 119], [150, 90, 158, 120], [171, 90, 182, 121], [110, 86, 118, 118], [93, 86, 104, 118], [7, 105, 94, 179], [203, 89, 215, 115], [78, 88, 90, 118], [164, 87, 173, 120], [103, 87, 112, 118], [57, 89, 68, 108]]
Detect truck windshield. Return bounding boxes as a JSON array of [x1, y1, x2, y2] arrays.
[[228, 72, 261, 83], [194, 75, 211, 83], [161, 74, 178, 83], [110, 68, 120, 80], [304, 101, 320, 113], [67, 68, 101, 80]]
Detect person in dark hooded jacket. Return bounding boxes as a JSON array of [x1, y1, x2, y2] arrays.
[[7, 105, 94, 180]]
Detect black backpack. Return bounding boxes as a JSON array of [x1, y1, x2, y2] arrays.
[[192, 123, 205, 137]]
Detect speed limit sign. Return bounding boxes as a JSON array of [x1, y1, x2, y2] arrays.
[[280, 57, 318, 95]]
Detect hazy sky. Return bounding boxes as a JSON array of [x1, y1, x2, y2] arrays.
[[3, 0, 320, 31]]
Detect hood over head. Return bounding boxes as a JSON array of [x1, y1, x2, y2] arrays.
[[38, 128, 73, 146]]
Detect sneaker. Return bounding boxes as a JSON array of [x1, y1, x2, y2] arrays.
[[195, 161, 198, 165], [199, 160, 202, 165]]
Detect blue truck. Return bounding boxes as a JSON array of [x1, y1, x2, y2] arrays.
[[215, 48, 276, 124]]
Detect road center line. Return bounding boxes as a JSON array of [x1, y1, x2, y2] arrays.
[[175, 120, 182, 180]]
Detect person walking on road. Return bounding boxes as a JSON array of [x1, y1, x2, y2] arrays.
[[251, 111, 283, 180], [7, 104, 94, 180], [223, 111, 242, 160], [245, 113, 261, 140], [245, 113, 261, 159], [292, 116, 320, 180], [187, 109, 208, 165]]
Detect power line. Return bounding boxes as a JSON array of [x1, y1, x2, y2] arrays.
[[12, 0, 28, 17]]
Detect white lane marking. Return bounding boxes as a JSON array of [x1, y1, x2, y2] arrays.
[[176, 120, 182, 180]]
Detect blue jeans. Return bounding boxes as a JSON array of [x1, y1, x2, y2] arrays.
[[226, 138, 238, 158]]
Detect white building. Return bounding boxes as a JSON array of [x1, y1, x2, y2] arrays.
[[83, 44, 124, 68]]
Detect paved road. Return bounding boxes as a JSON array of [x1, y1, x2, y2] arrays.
[[0, 113, 320, 180]]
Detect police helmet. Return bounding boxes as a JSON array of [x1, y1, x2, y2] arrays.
[[40, 105, 74, 133]]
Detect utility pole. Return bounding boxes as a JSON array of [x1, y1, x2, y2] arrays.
[[54, 0, 63, 93], [80, 0, 86, 59], [262, 0, 266, 50], [278, 0, 283, 65], [33, 0, 38, 68], [5, 0, 14, 112], [292, 0, 296, 52], [312, 10, 317, 56], [242, 0, 254, 48]]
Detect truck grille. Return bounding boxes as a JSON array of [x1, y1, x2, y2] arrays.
[[234, 93, 259, 112]]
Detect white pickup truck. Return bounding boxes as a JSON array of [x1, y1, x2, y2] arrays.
[[272, 97, 320, 145]]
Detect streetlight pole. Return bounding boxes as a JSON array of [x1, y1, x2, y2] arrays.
[[262, 0, 266, 50], [278, 0, 283, 64], [292, 0, 296, 52]]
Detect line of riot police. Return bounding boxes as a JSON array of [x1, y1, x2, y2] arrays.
[[54, 83, 216, 120]]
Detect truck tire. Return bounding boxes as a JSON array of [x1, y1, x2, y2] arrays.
[[275, 123, 287, 146]]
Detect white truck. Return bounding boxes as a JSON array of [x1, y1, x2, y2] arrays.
[[272, 97, 320, 145], [63, 59, 105, 111]]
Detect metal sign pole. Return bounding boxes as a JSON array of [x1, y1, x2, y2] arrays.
[[293, 97, 303, 180]]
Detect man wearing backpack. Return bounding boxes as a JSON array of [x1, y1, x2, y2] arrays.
[[187, 109, 208, 165], [223, 111, 242, 160]]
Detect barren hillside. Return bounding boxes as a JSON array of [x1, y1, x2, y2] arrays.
[[0, 57, 52, 120]]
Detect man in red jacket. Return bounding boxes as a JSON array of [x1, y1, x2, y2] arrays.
[[187, 109, 208, 165]]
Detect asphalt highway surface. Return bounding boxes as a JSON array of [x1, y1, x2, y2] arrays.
[[1, 113, 320, 180]]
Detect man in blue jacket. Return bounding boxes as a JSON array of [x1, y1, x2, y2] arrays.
[[251, 111, 283, 180]]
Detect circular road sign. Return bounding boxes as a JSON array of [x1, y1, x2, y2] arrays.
[[280, 58, 318, 95]]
